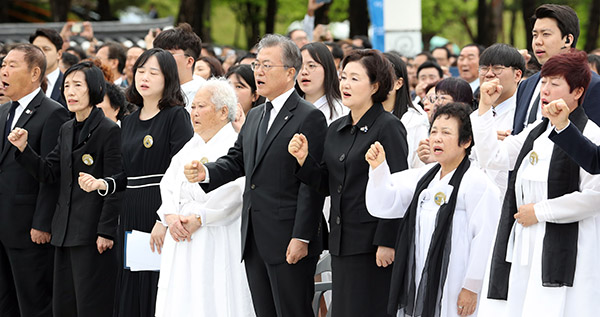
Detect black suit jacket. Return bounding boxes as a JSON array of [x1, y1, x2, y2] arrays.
[[50, 71, 67, 109], [202, 90, 328, 264], [17, 108, 122, 247], [0, 90, 69, 248], [549, 122, 600, 174], [513, 72, 600, 134]]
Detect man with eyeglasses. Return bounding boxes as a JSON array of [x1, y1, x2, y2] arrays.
[[471, 43, 525, 196], [513, 4, 600, 134], [184, 34, 327, 317], [413, 61, 442, 109], [153, 23, 204, 113]]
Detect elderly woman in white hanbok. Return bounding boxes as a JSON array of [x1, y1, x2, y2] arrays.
[[474, 51, 600, 317], [155, 78, 254, 317], [366, 103, 501, 317]]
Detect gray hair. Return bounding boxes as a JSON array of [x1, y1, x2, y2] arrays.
[[257, 34, 302, 80], [199, 77, 237, 122]]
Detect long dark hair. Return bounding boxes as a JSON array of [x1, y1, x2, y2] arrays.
[[299, 42, 341, 119], [125, 48, 185, 110], [384, 51, 416, 119], [225, 64, 263, 109]]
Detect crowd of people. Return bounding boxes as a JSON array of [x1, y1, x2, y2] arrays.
[[1, 2, 600, 317]]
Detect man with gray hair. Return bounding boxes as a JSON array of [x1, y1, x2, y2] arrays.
[[183, 34, 328, 316]]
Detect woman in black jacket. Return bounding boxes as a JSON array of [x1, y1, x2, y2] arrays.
[[8, 61, 122, 317]]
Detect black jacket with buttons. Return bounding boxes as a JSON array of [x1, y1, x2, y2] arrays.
[[17, 108, 122, 247], [296, 103, 408, 256]]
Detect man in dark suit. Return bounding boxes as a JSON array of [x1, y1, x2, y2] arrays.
[[30, 28, 67, 108], [0, 44, 69, 316], [513, 4, 600, 134], [183, 34, 327, 317]]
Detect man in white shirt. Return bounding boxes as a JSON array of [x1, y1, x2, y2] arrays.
[[95, 42, 126, 86], [153, 23, 204, 113], [471, 43, 525, 196], [29, 28, 67, 108]]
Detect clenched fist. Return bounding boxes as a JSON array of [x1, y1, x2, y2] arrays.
[[288, 133, 309, 166], [478, 78, 503, 115], [365, 141, 386, 169], [183, 160, 206, 183], [542, 98, 570, 130]]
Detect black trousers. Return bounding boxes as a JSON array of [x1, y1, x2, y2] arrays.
[[244, 220, 318, 317], [53, 244, 118, 317], [0, 239, 53, 317], [331, 253, 394, 317]]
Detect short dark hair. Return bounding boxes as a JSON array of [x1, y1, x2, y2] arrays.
[[533, 4, 580, 47], [125, 48, 185, 110], [341, 49, 393, 104], [416, 51, 435, 62], [225, 64, 256, 94], [462, 44, 485, 56], [384, 51, 415, 118], [153, 23, 202, 60], [435, 77, 473, 105], [235, 52, 256, 65], [352, 35, 372, 49], [541, 50, 590, 101], [61, 52, 80, 70], [479, 43, 526, 73], [432, 46, 450, 59], [299, 42, 341, 119], [97, 42, 126, 73], [588, 54, 600, 73], [62, 61, 106, 106], [197, 55, 225, 78], [66, 46, 87, 60], [10, 44, 47, 84], [104, 82, 126, 120], [29, 28, 63, 51], [324, 42, 344, 61], [431, 102, 474, 155], [417, 61, 443, 78]]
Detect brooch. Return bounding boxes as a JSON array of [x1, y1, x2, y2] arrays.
[[143, 135, 154, 148]]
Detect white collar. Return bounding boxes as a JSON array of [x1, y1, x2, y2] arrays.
[[492, 90, 517, 117], [46, 68, 60, 85], [17, 87, 42, 108], [267, 87, 295, 113]]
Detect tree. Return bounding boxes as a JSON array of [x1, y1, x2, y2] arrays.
[[178, 0, 211, 42], [585, 0, 600, 51], [49, 0, 71, 21], [349, 0, 368, 37]]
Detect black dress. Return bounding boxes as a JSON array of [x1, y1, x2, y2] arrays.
[[297, 103, 408, 317], [115, 106, 193, 317]]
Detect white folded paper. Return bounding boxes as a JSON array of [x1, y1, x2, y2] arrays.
[[125, 230, 161, 271]]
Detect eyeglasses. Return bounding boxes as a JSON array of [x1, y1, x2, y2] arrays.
[[479, 65, 510, 76], [301, 62, 321, 72], [250, 61, 290, 72], [425, 94, 453, 104]]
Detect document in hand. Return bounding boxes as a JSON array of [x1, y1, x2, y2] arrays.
[[125, 230, 161, 271]]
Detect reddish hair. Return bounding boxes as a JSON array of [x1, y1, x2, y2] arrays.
[[541, 50, 590, 96]]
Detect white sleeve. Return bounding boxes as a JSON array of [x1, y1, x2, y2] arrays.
[[535, 168, 600, 223], [195, 178, 244, 226], [366, 160, 424, 219], [472, 108, 529, 171], [302, 14, 315, 42], [156, 155, 181, 226], [462, 176, 501, 294]]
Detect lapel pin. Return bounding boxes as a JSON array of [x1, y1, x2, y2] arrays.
[[360, 125, 368, 133], [25, 109, 32, 115], [284, 115, 289, 120]]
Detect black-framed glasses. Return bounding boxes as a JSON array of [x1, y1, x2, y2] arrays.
[[479, 65, 510, 76], [250, 61, 290, 72]]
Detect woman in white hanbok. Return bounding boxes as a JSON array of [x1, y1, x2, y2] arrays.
[[366, 103, 501, 317], [154, 79, 254, 317], [474, 51, 600, 317]]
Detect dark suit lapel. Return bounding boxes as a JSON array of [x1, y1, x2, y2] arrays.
[[50, 72, 63, 102], [74, 107, 103, 149], [0, 102, 10, 150], [254, 92, 298, 167], [247, 104, 264, 169], [62, 120, 74, 171], [14, 91, 45, 130]]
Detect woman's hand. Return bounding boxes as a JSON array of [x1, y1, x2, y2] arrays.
[[180, 215, 202, 237], [542, 98, 570, 131], [457, 288, 477, 316], [375, 245, 395, 267], [514, 203, 539, 227], [78, 172, 107, 192], [365, 141, 386, 169], [96, 236, 114, 254], [288, 133, 309, 166], [149, 222, 167, 254], [7, 127, 28, 152], [165, 214, 190, 242], [232, 102, 246, 133]]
